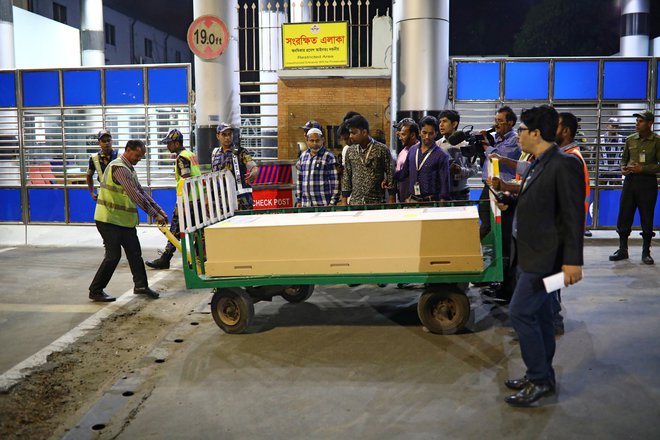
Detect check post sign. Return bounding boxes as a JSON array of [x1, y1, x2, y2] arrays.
[[282, 22, 349, 68]]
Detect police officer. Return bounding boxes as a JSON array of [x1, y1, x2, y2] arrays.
[[609, 111, 660, 265]]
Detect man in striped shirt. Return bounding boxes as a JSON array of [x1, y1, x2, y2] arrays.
[[295, 128, 340, 207]]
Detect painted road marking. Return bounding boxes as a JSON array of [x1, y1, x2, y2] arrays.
[[0, 247, 16, 254], [0, 271, 170, 392], [0, 304, 104, 313]]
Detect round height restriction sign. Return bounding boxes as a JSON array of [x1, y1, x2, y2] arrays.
[[187, 15, 229, 60]]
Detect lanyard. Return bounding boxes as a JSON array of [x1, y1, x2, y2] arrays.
[[359, 143, 373, 165], [416, 145, 435, 171]]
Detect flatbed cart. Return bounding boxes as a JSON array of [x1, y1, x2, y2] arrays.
[[175, 171, 504, 335]]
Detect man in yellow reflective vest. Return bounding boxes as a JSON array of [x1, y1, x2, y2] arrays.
[[86, 129, 118, 201], [89, 140, 168, 302], [146, 129, 201, 269]]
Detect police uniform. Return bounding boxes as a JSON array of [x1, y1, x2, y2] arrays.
[[610, 111, 660, 264]]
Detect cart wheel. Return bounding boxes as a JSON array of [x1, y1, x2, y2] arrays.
[[280, 285, 315, 303], [417, 286, 470, 335], [210, 288, 255, 334]]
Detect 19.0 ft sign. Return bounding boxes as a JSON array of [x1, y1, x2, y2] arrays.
[[187, 15, 229, 60]]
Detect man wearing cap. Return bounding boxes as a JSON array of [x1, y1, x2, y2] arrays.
[[610, 110, 660, 265], [295, 128, 340, 207], [86, 129, 117, 201], [146, 129, 201, 270], [211, 123, 259, 211], [599, 117, 626, 184], [90, 140, 167, 301]]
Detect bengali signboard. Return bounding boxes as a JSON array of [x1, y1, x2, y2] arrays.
[[282, 22, 349, 68]]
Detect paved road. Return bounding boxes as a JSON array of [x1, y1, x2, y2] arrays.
[[1, 241, 659, 439]]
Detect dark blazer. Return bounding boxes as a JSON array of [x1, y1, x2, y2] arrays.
[[513, 144, 585, 274]]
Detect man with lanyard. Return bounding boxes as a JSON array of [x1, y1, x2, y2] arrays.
[[395, 115, 451, 202], [437, 110, 479, 200], [89, 140, 167, 302], [295, 128, 340, 207], [211, 122, 260, 210], [341, 114, 395, 205], [609, 110, 660, 265], [86, 129, 117, 201], [146, 129, 201, 270], [479, 106, 521, 239], [394, 118, 419, 203]]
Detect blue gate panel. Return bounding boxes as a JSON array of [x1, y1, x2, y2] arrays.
[[0, 72, 16, 107], [597, 189, 660, 227], [505, 62, 549, 100], [105, 69, 144, 105], [152, 189, 176, 219], [657, 60, 660, 100], [22, 71, 60, 107], [0, 189, 22, 221], [28, 188, 65, 222], [456, 63, 500, 100], [68, 188, 96, 223], [63, 70, 102, 106], [586, 189, 594, 226], [603, 61, 648, 100], [148, 68, 188, 104], [554, 61, 598, 100]]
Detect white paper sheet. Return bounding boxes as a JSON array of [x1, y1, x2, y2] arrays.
[[543, 272, 565, 293]]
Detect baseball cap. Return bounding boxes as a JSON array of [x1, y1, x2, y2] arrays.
[[216, 122, 233, 133], [632, 110, 654, 122], [97, 129, 111, 140], [607, 117, 619, 123], [302, 120, 321, 131], [160, 129, 183, 144]]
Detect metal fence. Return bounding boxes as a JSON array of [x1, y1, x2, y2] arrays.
[[236, 0, 377, 157], [0, 64, 192, 224]]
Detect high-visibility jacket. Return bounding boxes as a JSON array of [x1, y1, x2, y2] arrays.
[[564, 145, 591, 219], [176, 149, 201, 200], [94, 158, 139, 227]]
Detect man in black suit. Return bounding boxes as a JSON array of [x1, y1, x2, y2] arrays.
[[497, 105, 585, 407]]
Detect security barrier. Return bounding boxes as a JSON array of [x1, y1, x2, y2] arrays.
[[451, 56, 660, 228], [0, 64, 192, 224]]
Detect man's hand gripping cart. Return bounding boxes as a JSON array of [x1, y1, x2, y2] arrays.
[[177, 171, 505, 335]]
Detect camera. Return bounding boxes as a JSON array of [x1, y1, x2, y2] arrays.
[[446, 126, 495, 164]]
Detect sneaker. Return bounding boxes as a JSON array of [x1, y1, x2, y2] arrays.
[[584, 229, 592, 237]]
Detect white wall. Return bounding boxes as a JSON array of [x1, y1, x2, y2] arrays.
[[13, 6, 81, 68]]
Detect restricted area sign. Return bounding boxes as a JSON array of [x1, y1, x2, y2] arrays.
[[187, 15, 229, 60]]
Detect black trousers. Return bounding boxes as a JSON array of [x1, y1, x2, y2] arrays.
[[509, 269, 556, 385], [165, 205, 180, 255], [89, 221, 148, 293], [616, 174, 658, 239]]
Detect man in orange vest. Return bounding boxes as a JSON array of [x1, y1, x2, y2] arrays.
[[552, 112, 590, 335]]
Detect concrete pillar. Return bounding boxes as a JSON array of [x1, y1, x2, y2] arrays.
[[392, 0, 449, 112], [81, 0, 105, 66], [193, 0, 240, 164], [619, 0, 649, 56], [0, 0, 15, 68]]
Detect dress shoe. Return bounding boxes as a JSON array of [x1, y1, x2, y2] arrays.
[[89, 290, 116, 302], [481, 288, 510, 305], [642, 254, 654, 265], [584, 229, 592, 237], [609, 249, 629, 261], [504, 377, 529, 390], [134, 286, 160, 299], [505, 382, 555, 407]]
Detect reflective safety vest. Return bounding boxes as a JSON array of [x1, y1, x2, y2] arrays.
[[176, 149, 201, 200], [564, 145, 591, 218], [91, 150, 117, 181], [94, 158, 139, 227]]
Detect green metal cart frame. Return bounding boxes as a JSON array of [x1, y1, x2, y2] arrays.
[[176, 171, 503, 334]]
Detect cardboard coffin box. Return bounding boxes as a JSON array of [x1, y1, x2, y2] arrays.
[[204, 206, 483, 277]]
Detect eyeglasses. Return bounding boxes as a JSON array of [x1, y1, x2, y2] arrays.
[[517, 127, 529, 134]]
